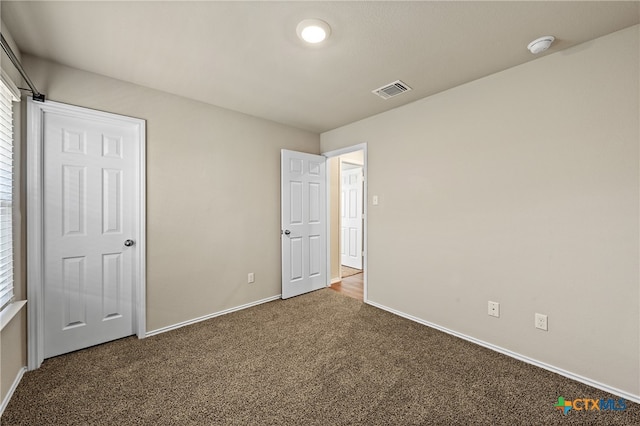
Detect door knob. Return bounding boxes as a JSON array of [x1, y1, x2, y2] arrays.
[[124, 239, 135, 247], [284, 230, 291, 235]]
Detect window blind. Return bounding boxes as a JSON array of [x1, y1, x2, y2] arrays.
[[0, 80, 16, 311]]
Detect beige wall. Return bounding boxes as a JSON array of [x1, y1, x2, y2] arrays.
[[0, 17, 27, 407], [22, 55, 320, 332], [322, 25, 640, 396], [1, 19, 22, 85], [0, 310, 26, 402], [340, 150, 364, 166]]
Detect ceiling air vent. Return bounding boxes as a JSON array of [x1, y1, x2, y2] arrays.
[[372, 80, 412, 100]]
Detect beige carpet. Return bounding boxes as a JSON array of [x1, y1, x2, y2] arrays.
[[3, 289, 638, 425], [341, 265, 362, 278]]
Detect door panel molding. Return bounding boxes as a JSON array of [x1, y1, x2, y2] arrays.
[[340, 165, 363, 269], [281, 150, 327, 299], [27, 99, 146, 370]]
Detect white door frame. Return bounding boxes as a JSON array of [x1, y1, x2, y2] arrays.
[[26, 99, 146, 370], [323, 143, 367, 302]]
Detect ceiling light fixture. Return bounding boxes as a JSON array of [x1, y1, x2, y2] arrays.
[[297, 19, 331, 44], [527, 36, 555, 54]]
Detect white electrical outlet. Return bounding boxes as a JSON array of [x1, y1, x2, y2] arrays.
[[248, 273, 255, 283], [488, 301, 500, 318], [535, 313, 548, 331]]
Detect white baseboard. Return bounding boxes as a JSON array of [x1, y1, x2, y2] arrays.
[[145, 295, 281, 337], [0, 366, 26, 417], [365, 300, 640, 404], [330, 277, 341, 284]]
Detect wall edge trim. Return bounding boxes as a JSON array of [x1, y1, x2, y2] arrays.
[[145, 295, 281, 337], [0, 366, 26, 416], [365, 299, 640, 404]]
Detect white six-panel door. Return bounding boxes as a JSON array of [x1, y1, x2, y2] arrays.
[[42, 109, 140, 358], [281, 150, 326, 299], [341, 166, 363, 270]]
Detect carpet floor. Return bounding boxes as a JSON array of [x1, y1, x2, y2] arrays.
[[3, 289, 638, 425]]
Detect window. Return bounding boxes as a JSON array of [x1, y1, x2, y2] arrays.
[[0, 76, 18, 311]]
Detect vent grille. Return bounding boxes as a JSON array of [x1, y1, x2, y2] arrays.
[[372, 80, 412, 100]]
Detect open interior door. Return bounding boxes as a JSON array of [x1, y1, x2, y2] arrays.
[[36, 101, 143, 359], [340, 165, 363, 270], [281, 150, 326, 299]]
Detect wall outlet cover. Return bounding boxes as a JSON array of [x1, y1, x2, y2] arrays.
[[535, 313, 548, 331], [488, 301, 500, 318]]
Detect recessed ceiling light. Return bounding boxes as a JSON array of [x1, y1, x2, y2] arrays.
[[297, 19, 331, 44]]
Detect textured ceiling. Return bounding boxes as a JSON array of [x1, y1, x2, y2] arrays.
[[2, 1, 639, 133]]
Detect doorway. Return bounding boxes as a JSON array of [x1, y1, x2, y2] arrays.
[[323, 145, 367, 301]]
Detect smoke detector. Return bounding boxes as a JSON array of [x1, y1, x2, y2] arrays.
[[372, 80, 412, 100], [527, 36, 555, 54]]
